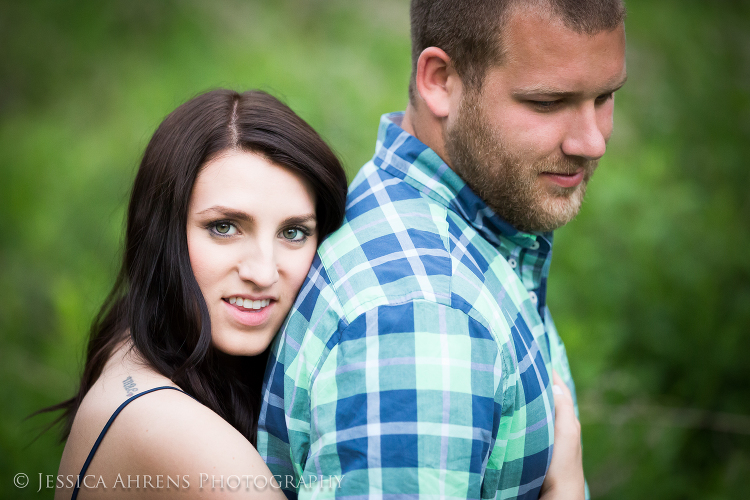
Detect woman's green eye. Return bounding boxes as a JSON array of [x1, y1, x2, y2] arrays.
[[211, 222, 236, 236], [283, 228, 305, 241]]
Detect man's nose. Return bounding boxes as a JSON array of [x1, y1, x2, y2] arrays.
[[237, 241, 279, 288], [561, 102, 610, 161]]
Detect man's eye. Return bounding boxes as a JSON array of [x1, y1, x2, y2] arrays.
[[281, 228, 307, 242], [596, 92, 614, 104], [531, 100, 561, 111], [211, 222, 237, 236]]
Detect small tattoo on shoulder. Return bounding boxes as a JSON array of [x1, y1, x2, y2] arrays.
[[122, 376, 139, 397]]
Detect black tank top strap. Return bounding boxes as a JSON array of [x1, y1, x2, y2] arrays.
[[71, 385, 191, 500]]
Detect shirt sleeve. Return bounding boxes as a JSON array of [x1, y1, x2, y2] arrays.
[[297, 300, 505, 499]]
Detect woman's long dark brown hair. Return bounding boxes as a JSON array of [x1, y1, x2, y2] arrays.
[[44, 89, 348, 445]]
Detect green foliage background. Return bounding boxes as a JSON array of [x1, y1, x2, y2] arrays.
[[1, 0, 748, 498]]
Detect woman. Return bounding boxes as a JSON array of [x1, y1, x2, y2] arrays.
[[51, 88, 585, 499], [52, 89, 347, 498]]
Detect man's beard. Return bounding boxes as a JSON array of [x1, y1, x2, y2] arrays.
[[444, 93, 597, 233]]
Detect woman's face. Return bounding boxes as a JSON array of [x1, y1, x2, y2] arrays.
[[186, 150, 318, 356]]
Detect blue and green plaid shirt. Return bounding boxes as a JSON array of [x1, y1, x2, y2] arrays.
[[257, 112, 581, 500]]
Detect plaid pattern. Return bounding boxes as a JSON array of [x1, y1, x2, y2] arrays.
[[257, 113, 582, 500]]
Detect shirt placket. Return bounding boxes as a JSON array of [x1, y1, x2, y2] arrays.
[[519, 237, 550, 319]]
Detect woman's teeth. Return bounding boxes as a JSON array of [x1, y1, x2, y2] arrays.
[[228, 297, 271, 310]]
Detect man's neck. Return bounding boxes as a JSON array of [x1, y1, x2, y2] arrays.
[[402, 103, 450, 167], [401, 104, 417, 136]]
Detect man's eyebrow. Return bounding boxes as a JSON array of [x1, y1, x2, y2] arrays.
[[512, 86, 579, 98], [512, 75, 629, 99]]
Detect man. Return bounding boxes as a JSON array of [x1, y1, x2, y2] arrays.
[[258, 0, 627, 498]]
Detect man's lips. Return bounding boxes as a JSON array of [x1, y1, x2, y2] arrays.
[[540, 169, 585, 188]]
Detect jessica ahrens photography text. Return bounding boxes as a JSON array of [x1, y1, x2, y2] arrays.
[[18, 472, 344, 492]]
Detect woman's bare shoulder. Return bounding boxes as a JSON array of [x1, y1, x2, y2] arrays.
[[56, 343, 283, 499]]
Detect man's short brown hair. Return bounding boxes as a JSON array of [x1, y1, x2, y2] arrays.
[[408, 0, 626, 103]]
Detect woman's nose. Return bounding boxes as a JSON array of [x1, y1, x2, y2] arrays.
[[237, 242, 279, 288]]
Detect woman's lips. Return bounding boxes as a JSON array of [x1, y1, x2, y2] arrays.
[[540, 169, 585, 188], [223, 298, 275, 327]]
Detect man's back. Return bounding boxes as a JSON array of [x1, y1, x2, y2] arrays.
[[257, 113, 578, 500]]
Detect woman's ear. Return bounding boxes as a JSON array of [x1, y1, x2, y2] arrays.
[[414, 47, 461, 119]]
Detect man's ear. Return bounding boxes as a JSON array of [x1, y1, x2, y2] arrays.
[[414, 47, 461, 119]]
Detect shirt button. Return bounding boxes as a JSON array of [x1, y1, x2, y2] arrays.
[[508, 258, 517, 269], [529, 291, 538, 304], [530, 240, 540, 250]]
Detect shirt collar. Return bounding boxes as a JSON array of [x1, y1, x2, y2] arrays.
[[374, 112, 553, 251]]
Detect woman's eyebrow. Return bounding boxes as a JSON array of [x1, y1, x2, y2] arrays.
[[196, 206, 255, 223], [282, 214, 317, 226], [195, 207, 316, 226]]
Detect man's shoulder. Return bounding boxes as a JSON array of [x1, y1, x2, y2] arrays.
[[281, 160, 523, 362], [316, 160, 455, 321]]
